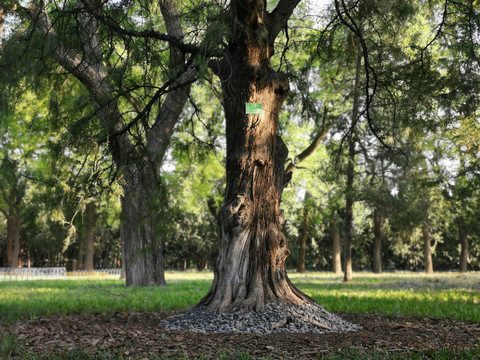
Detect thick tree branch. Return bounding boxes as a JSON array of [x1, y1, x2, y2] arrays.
[[97, 66, 195, 146], [25, 1, 135, 166], [79, 0, 223, 58], [266, 0, 302, 43], [145, 0, 197, 163], [26, 4, 100, 93]]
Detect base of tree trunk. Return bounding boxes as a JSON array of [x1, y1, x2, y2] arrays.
[[196, 202, 313, 313]]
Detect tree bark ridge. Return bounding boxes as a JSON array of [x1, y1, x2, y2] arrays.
[[198, 0, 310, 312]]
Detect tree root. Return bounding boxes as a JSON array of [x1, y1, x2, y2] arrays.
[[269, 313, 332, 331], [306, 317, 332, 331], [270, 317, 289, 330]]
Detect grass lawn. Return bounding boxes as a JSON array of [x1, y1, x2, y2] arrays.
[[290, 271, 480, 323], [1, 271, 479, 325], [1, 271, 479, 359]]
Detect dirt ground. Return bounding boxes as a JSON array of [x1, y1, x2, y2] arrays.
[[3, 311, 480, 359]]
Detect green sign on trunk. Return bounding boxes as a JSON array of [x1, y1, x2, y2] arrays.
[[246, 103, 262, 115]]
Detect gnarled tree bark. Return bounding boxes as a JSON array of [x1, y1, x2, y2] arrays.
[[198, 0, 311, 312]]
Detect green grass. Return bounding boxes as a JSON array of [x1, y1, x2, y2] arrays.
[[289, 272, 480, 323], [1, 271, 478, 325], [1, 271, 479, 359], [0, 278, 209, 324]]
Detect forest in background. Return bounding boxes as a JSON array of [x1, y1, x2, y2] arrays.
[[0, 0, 479, 278]]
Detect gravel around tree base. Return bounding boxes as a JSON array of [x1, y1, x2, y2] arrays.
[[159, 302, 361, 334]]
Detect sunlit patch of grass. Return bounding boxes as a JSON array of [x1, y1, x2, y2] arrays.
[[165, 271, 214, 282], [0, 279, 211, 324], [1, 271, 479, 325], [288, 271, 480, 323], [0, 273, 479, 359], [288, 271, 480, 290]]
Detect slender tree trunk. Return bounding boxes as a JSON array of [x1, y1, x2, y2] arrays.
[[344, 139, 354, 282], [297, 195, 311, 273], [84, 202, 97, 271], [6, 220, 13, 267], [120, 249, 126, 280], [421, 223, 434, 274], [457, 216, 469, 273], [372, 209, 383, 274], [5, 183, 21, 268], [6, 214, 20, 268], [344, 45, 362, 283], [77, 232, 85, 270], [330, 211, 342, 275], [198, 0, 309, 312]]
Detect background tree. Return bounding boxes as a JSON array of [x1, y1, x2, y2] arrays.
[[4, 0, 203, 285]]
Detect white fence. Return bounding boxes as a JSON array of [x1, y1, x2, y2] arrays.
[[67, 269, 122, 278], [0, 267, 122, 281], [0, 267, 67, 281]]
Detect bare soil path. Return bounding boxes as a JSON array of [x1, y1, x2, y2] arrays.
[[3, 312, 479, 359]]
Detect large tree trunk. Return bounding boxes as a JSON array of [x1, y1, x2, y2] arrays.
[[198, 0, 309, 312], [372, 209, 383, 274], [457, 216, 469, 273], [84, 202, 97, 271], [297, 194, 311, 273], [121, 164, 166, 287], [421, 223, 434, 274], [330, 211, 342, 275]]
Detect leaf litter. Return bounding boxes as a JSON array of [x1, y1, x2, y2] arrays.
[[2, 311, 479, 359]]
